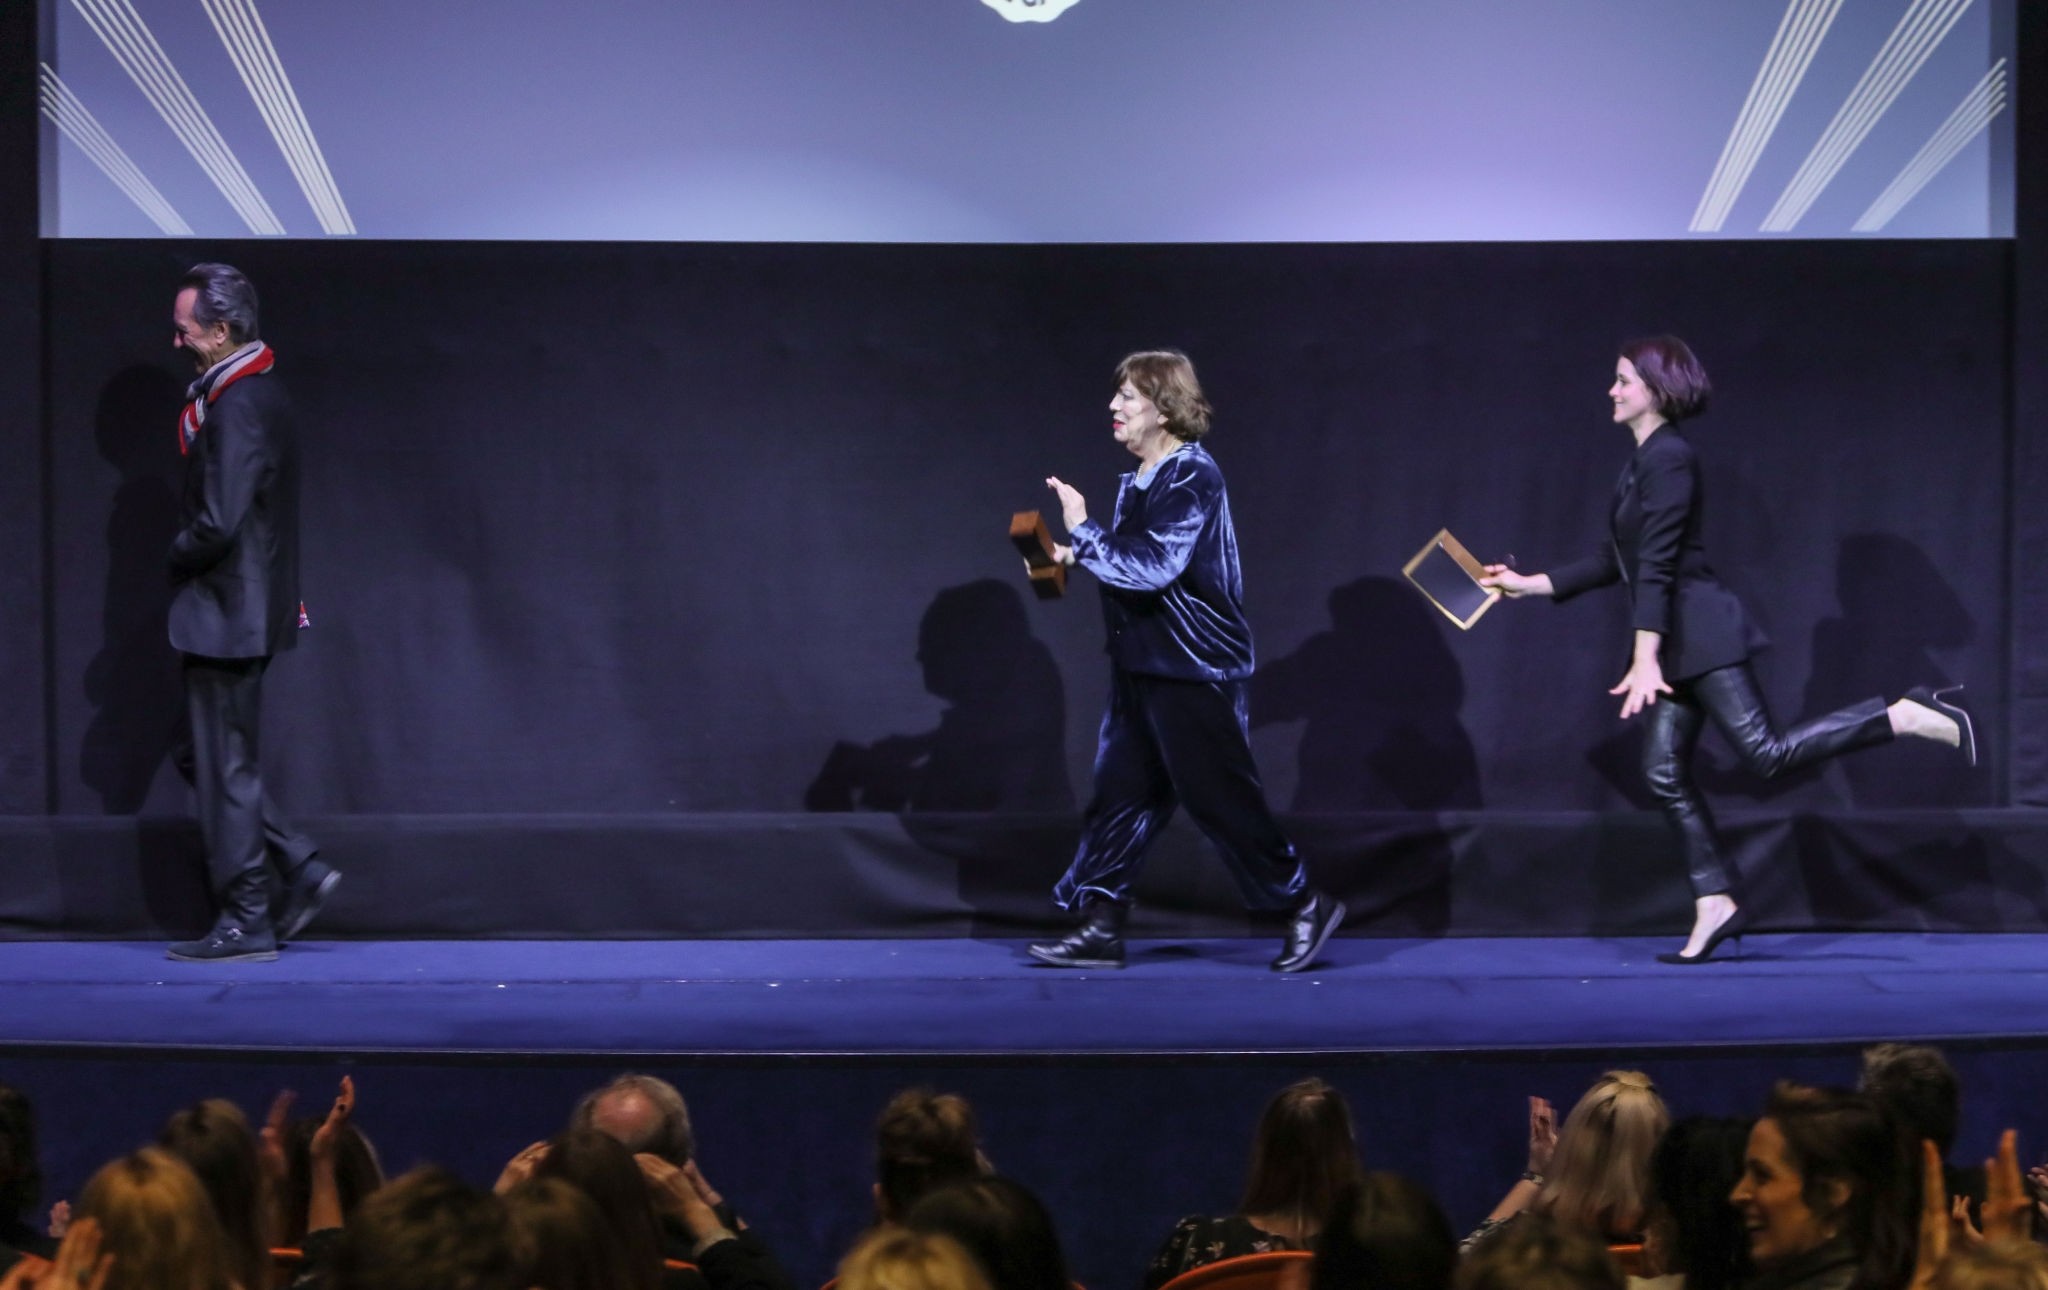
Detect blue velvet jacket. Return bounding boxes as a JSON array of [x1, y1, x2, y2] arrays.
[[1069, 443, 1256, 683]]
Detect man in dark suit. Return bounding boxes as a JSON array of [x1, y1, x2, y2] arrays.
[[166, 263, 336, 962]]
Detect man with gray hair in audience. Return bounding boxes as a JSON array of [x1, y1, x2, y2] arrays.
[[570, 1071, 794, 1289], [573, 1073, 696, 1167]]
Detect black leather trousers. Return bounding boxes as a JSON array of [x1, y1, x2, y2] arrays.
[[1642, 662, 1893, 897]]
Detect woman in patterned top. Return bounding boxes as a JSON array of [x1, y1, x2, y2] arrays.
[[1144, 1078, 1362, 1289]]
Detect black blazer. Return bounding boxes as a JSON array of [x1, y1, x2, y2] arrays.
[[1547, 425, 1763, 681], [168, 371, 301, 659]]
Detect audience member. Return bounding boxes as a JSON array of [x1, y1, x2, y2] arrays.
[[876, 1088, 989, 1225], [1467, 1072, 1668, 1253], [0, 1085, 52, 1273], [1729, 1083, 1914, 1290], [1311, 1171, 1456, 1290], [1457, 1211, 1626, 1290], [328, 1165, 518, 1290], [73, 1147, 239, 1290], [838, 1228, 994, 1290], [1859, 1046, 1984, 1218], [157, 1098, 271, 1290], [905, 1177, 1072, 1290], [574, 1074, 696, 1168], [506, 1176, 640, 1290], [529, 1128, 668, 1290], [280, 1077, 383, 1245], [1147, 1077, 1363, 1288], [1637, 1117, 1753, 1290], [566, 1073, 789, 1289]]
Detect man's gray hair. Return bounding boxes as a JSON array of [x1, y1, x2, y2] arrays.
[[570, 1073, 694, 1166], [179, 262, 260, 344]]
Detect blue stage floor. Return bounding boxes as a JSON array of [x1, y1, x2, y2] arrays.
[[2, 933, 2044, 1055]]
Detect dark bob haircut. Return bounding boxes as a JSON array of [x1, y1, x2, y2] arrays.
[[1619, 335, 1710, 422]]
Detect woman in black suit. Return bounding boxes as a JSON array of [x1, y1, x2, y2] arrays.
[[1481, 336, 1972, 963]]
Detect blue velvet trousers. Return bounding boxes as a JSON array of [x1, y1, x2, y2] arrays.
[[1642, 662, 1893, 898], [1053, 668, 1307, 913]]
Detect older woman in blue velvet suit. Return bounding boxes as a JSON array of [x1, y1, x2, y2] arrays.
[[1028, 351, 1344, 973], [1481, 336, 1972, 963]]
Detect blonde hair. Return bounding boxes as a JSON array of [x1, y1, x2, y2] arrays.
[[1934, 1242, 2048, 1290], [839, 1227, 993, 1290], [76, 1147, 238, 1290], [1537, 1071, 1669, 1240]]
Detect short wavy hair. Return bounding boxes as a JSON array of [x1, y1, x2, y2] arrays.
[[1116, 350, 1212, 443], [1618, 336, 1710, 422]]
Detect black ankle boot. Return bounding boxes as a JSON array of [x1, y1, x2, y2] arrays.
[[1028, 900, 1128, 969]]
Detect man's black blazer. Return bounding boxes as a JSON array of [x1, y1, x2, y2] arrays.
[[168, 370, 301, 660], [1547, 425, 1763, 682]]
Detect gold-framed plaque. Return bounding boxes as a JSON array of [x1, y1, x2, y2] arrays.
[[1402, 528, 1499, 630]]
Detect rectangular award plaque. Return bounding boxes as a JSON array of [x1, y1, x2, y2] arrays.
[[1009, 510, 1067, 599], [1402, 528, 1499, 630]]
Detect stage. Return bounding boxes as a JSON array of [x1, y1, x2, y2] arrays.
[[3, 931, 2047, 1055]]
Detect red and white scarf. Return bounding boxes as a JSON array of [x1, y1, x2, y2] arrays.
[[178, 341, 274, 455]]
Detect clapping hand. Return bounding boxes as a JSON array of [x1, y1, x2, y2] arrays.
[[635, 1154, 736, 1253], [494, 1140, 550, 1195], [0, 1216, 112, 1290], [259, 1088, 297, 1187], [1527, 1096, 1558, 1176]]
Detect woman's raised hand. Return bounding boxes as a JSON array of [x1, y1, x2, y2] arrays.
[[1045, 477, 1088, 533], [310, 1075, 355, 1162]]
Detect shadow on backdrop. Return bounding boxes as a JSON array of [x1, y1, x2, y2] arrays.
[[79, 365, 184, 813], [805, 579, 1072, 813], [1253, 575, 1481, 811], [1804, 533, 1979, 806], [1252, 575, 1479, 934]]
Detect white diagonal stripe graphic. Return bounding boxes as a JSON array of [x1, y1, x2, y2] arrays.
[[1761, 0, 1974, 232], [39, 63, 193, 235], [1692, 0, 1844, 232], [1852, 59, 2006, 231], [201, 0, 354, 234], [68, 0, 285, 234]]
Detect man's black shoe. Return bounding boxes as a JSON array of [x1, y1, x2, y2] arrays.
[[166, 924, 279, 963], [1271, 891, 1345, 973], [277, 863, 342, 942], [1028, 900, 1127, 969]]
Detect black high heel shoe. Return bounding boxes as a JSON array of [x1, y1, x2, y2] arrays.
[[1656, 908, 1749, 965], [1902, 684, 1977, 767]]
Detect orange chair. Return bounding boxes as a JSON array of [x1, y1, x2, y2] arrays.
[[1608, 1244, 1646, 1277], [1156, 1251, 1312, 1290]]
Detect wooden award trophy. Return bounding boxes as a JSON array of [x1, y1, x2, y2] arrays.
[[1009, 511, 1067, 599]]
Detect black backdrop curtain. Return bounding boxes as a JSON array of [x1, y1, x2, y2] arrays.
[[39, 238, 2008, 821]]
